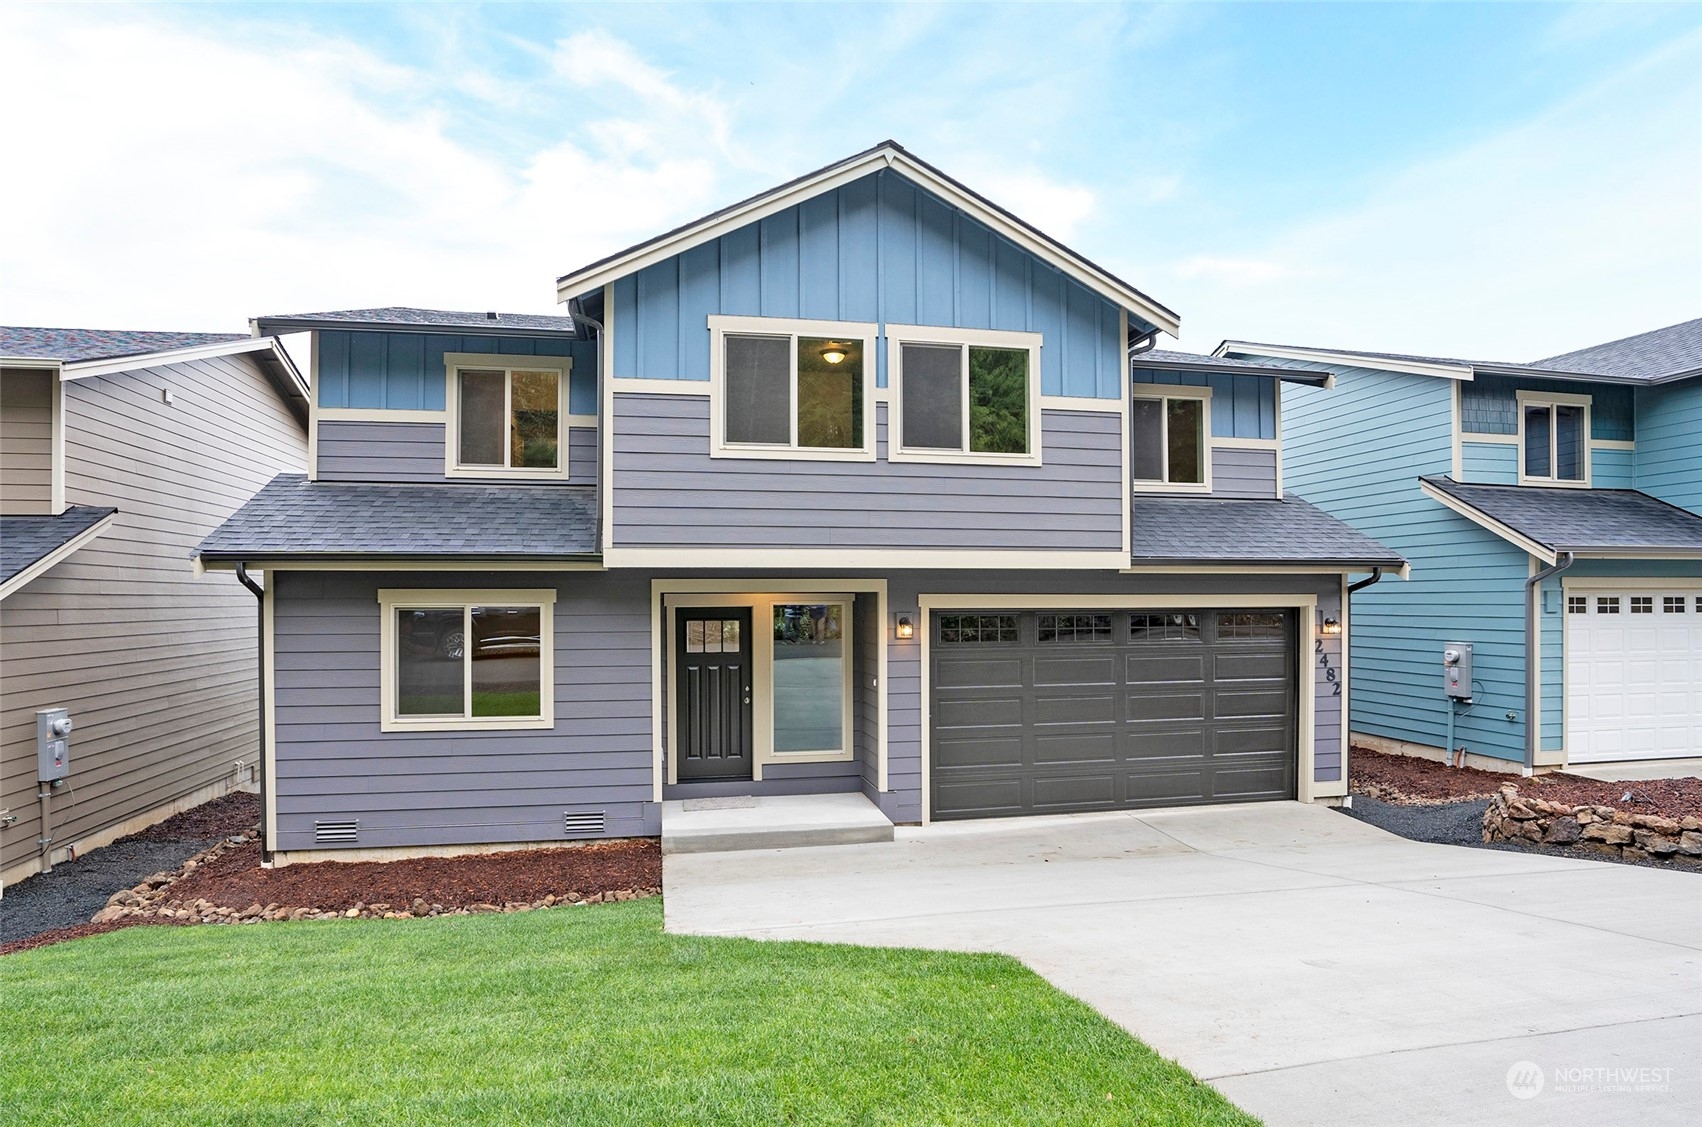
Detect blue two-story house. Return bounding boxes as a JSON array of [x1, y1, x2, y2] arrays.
[[194, 142, 1402, 862], [1224, 320, 1702, 776]]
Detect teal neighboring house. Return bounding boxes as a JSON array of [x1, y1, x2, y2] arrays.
[[1221, 320, 1702, 773]]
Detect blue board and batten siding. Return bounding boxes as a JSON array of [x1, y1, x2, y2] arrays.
[[611, 397, 1125, 551], [316, 331, 599, 414], [609, 170, 1129, 398], [1281, 362, 1537, 764], [1130, 367, 1278, 441]]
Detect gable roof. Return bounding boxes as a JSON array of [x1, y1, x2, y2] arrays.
[[1133, 348, 1330, 385], [1, 327, 245, 364], [253, 307, 582, 339], [1218, 317, 1702, 386], [1130, 493, 1407, 571], [1420, 476, 1702, 563], [553, 140, 1181, 338], [194, 475, 599, 566], [0, 506, 118, 601]]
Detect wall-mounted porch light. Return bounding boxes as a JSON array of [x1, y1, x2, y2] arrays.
[[894, 614, 915, 640], [1320, 615, 1342, 636], [819, 342, 849, 365]]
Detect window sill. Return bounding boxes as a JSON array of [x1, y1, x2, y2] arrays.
[[888, 448, 1041, 468], [444, 466, 572, 482], [381, 716, 555, 734], [760, 748, 856, 765], [710, 444, 877, 463], [1516, 477, 1592, 490], [1131, 480, 1212, 494]]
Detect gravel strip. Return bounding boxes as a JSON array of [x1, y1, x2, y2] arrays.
[[1340, 795, 1698, 872], [0, 840, 210, 945]]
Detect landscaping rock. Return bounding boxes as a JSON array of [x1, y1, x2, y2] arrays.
[[1543, 817, 1582, 845]]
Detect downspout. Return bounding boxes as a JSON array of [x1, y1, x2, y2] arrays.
[[235, 562, 270, 861], [1347, 567, 1383, 596], [1127, 327, 1160, 357], [569, 303, 606, 552], [1525, 552, 1574, 774], [1338, 568, 1384, 791]]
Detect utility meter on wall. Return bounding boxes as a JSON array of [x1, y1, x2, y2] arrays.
[[36, 707, 73, 781], [1443, 644, 1473, 701]]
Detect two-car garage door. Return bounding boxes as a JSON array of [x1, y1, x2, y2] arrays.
[[930, 608, 1298, 820]]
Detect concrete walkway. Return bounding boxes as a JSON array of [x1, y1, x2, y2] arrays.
[[664, 802, 1701, 1127]]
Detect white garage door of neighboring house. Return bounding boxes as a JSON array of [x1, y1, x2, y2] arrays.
[[1565, 588, 1702, 763]]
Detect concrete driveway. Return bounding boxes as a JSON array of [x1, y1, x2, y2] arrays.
[[664, 802, 1701, 1127]]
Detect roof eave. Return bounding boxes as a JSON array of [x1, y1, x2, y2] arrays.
[[195, 550, 604, 568], [1130, 356, 1330, 384], [0, 510, 119, 601], [553, 142, 1181, 338], [1217, 341, 1474, 381], [251, 316, 583, 340]]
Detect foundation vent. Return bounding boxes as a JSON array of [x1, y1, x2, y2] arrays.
[[563, 810, 606, 837], [314, 819, 359, 844]]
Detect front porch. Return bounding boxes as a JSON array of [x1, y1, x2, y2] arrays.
[[660, 793, 894, 854]]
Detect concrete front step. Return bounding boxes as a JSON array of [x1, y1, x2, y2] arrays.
[[660, 793, 894, 854]]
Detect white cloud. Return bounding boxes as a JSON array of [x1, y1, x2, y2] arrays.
[[969, 170, 1098, 242], [1163, 30, 1702, 357], [0, 7, 735, 330]]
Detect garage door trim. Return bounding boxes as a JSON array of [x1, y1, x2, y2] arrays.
[[918, 593, 1320, 823]]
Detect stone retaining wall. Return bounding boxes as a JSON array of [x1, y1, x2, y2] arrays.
[[1483, 785, 1702, 865]]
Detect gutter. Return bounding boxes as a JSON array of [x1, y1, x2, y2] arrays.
[[1524, 551, 1575, 774], [235, 562, 271, 863], [1347, 567, 1384, 595]]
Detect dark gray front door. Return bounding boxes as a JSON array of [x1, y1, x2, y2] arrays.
[[930, 609, 1297, 820], [675, 607, 754, 781]]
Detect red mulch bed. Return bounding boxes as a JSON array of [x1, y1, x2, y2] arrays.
[[1350, 748, 1511, 803], [1352, 746, 1702, 821], [164, 838, 661, 912], [120, 791, 260, 843], [1516, 772, 1702, 819], [2, 917, 184, 956]]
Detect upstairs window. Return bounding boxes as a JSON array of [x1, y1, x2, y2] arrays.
[[710, 317, 876, 461], [446, 355, 570, 480], [1518, 392, 1589, 486], [890, 327, 1041, 465], [1130, 384, 1210, 490]]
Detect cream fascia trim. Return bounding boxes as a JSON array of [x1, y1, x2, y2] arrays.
[[610, 376, 709, 395], [443, 353, 573, 481], [58, 335, 281, 381], [662, 593, 857, 783], [377, 588, 557, 732], [1420, 479, 1557, 565], [1462, 433, 1520, 445], [1591, 438, 1636, 451], [707, 315, 878, 462], [1129, 381, 1212, 493], [886, 324, 1043, 467], [554, 145, 1181, 337], [608, 547, 1130, 570], [0, 511, 116, 601], [318, 407, 450, 423], [203, 559, 605, 573], [649, 579, 888, 799], [1211, 436, 1280, 450], [916, 592, 1320, 822], [1451, 379, 1463, 480], [1516, 389, 1592, 489], [1039, 394, 1123, 412], [1219, 341, 1474, 382]]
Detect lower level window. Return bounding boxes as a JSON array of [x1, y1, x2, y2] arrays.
[[771, 603, 847, 754], [380, 590, 556, 731]]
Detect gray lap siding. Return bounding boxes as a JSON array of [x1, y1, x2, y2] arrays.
[[316, 420, 598, 485], [611, 395, 1125, 551], [270, 570, 654, 851]]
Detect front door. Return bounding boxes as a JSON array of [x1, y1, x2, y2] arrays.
[[675, 607, 754, 780]]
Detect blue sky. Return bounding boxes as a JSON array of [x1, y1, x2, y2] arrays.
[[2, 2, 1697, 358]]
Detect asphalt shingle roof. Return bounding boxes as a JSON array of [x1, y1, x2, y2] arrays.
[[1423, 477, 1702, 555], [253, 307, 581, 336], [1, 506, 117, 586], [194, 475, 599, 562], [1131, 494, 1406, 568], [1531, 318, 1702, 383], [1133, 350, 1330, 383], [0, 327, 245, 363]]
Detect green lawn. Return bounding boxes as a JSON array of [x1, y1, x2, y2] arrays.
[[1, 900, 1257, 1126]]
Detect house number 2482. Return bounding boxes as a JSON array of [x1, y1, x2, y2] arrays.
[[1315, 639, 1341, 696]]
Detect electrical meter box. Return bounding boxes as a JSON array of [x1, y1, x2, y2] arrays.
[[1442, 643, 1473, 700], [36, 708, 73, 781]]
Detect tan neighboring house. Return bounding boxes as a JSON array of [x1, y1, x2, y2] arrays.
[[1, 327, 308, 890]]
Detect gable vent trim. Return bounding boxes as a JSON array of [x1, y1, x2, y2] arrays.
[[314, 819, 359, 844], [563, 810, 606, 836]]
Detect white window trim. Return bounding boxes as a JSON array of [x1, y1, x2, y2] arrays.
[[1516, 389, 1592, 489], [886, 324, 1043, 467], [378, 588, 557, 732], [707, 315, 878, 462], [444, 353, 573, 481], [664, 592, 857, 778], [1129, 381, 1213, 493]]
